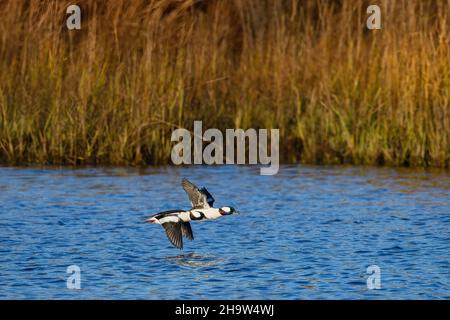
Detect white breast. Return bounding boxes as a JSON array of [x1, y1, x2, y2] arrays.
[[197, 208, 221, 220]]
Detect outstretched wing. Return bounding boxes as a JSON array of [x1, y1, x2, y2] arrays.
[[181, 178, 215, 209], [199, 187, 215, 207], [160, 216, 183, 249], [181, 222, 194, 240]]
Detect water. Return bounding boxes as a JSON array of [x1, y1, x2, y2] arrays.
[[0, 165, 449, 299]]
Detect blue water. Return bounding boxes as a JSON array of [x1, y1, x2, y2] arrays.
[[0, 165, 449, 299]]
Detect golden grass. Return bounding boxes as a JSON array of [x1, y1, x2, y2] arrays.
[[0, 0, 449, 167]]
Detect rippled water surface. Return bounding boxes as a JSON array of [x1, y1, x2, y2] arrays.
[[0, 165, 449, 299]]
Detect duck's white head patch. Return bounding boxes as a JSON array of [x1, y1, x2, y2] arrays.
[[219, 206, 236, 215]]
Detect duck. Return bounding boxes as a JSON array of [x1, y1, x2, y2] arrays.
[[145, 178, 237, 249]]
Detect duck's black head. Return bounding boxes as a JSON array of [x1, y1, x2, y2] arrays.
[[219, 206, 237, 216]]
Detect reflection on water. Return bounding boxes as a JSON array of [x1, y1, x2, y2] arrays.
[[0, 165, 449, 299]]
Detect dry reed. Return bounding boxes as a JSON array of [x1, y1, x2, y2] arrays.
[[0, 0, 449, 167]]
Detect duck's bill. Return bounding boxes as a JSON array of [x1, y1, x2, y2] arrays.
[[144, 218, 156, 223]]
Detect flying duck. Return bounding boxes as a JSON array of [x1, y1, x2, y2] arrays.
[[145, 178, 237, 249]]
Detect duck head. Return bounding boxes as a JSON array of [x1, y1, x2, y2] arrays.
[[219, 206, 238, 216]]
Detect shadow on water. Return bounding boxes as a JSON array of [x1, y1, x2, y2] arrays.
[[165, 252, 224, 268]]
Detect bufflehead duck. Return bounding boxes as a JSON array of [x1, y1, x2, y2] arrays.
[[145, 178, 237, 249]]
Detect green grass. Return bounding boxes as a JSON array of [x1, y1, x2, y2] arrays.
[[0, 0, 449, 167]]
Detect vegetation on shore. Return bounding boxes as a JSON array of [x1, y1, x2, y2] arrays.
[[0, 0, 449, 167]]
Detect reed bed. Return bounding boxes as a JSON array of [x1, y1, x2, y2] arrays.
[[0, 0, 449, 167]]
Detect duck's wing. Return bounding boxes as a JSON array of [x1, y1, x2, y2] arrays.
[[181, 222, 194, 240], [160, 216, 183, 249], [181, 178, 215, 209], [199, 187, 215, 207]]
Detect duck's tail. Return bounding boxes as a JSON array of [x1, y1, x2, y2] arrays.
[[144, 217, 158, 224]]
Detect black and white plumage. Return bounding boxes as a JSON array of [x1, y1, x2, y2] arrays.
[[182, 178, 215, 209], [145, 178, 237, 249]]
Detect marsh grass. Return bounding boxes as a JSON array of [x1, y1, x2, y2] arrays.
[[0, 0, 449, 167]]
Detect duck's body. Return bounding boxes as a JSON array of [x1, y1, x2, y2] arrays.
[[148, 207, 222, 224], [145, 178, 237, 249]]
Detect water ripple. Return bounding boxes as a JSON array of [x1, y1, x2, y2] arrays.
[[0, 165, 449, 299]]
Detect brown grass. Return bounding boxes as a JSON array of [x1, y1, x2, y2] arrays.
[[0, 0, 449, 167]]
